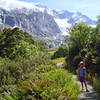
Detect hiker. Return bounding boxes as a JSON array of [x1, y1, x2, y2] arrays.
[[78, 61, 89, 92]]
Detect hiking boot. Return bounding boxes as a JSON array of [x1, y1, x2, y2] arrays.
[[86, 89, 89, 92], [80, 88, 84, 92], [82, 88, 84, 91]]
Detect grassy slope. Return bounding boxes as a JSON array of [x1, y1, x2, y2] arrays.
[[0, 50, 80, 100]]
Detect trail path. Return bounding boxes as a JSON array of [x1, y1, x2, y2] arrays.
[[73, 75, 100, 100], [57, 62, 100, 100], [57, 62, 64, 67]]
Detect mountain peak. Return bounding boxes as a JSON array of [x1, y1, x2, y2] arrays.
[[0, 1, 96, 36]]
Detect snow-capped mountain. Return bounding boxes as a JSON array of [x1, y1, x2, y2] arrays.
[[0, 0, 62, 48], [48, 9, 96, 35], [0, 0, 96, 48]]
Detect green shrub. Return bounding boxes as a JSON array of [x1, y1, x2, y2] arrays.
[[73, 55, 82, 69], [10, 41, 45, 59], [80, 48, 88, 57], [0, 28, 36, 58], [95, 57, 100, 66], [34, 64, 59, 74], [68, 44, 80, 62], [87, 73, 100, 94], [52, 44, 69, 59], [0, 57, 6, 65], [0, 56, 47, 86], [1, 69, 79, 100]]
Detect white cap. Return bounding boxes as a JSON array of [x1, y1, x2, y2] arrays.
[[80, 61, 84, 64]]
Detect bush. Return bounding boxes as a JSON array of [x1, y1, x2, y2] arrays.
[[73, 55, 82, 69], [0, 28, 36, 58], [10, 41, 45, 59], [52, 44, 69, 59], [87, 73, 100, 93], [0, 56, 47, 86], [68, 44, 80, 62], [1, 69, 80, 100], [80, 48, 88, 57], [0, 57, 5, 65]]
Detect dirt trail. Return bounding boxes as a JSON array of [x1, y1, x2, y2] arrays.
[[73, 75, 100, 100], [57, 61, 100, 100]]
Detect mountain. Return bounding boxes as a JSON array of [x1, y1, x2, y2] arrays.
[[48, 9, 96, 35], [0, 8, 61, 36], [0, 0, 96, 48], [0, 1, 62, 48]]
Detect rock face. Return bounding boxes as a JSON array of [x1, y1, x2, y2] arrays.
[[0, 8, 62, 48], [0, 1, 96, 48], [49, 9, 96, 35], [0, 8, 61, 37], [50, 9, 95, 25]]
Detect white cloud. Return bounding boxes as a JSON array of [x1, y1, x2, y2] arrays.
[[0, 0, 32, 10], [0, 0, 45, 12]]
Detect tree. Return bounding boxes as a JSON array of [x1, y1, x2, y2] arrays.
[[67, 23, 91, 50], [52, 43, 69, 59], [65, 23, 94, 68], [97, 15, 100, 31], [0, 28, 37, 58]]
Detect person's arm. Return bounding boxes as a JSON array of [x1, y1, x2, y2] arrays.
[[84, 67, 86, 78], [78, 68, 80, 79], [84, 70, 86, 78]]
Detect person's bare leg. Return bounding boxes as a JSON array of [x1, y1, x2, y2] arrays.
[[84, 81, 89, 92], [81, 82, 84, 90], [84, 81, 87, 89]]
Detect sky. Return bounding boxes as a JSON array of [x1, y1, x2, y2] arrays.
[[19, 0, 100, 21]]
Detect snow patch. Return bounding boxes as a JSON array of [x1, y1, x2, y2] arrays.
[[47, 9, 54, 16], [90, 25, 96, 27], [0, 18, 2, 24], [54, 18, 71, 35], [72, 12, 86, 22]]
